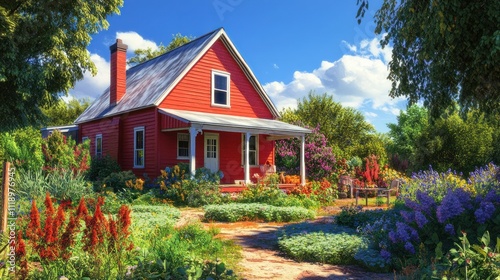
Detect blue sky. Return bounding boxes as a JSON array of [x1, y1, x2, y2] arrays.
[[70, 0, 407, 133]]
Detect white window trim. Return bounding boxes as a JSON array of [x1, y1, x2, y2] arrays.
[[177, 133, 190, 160], [95, 134, 102, 157], [211, 70, 230, 108], [134, 127, 145, 168], [241, 134, 259, 166], [82, 136, 89, 143]]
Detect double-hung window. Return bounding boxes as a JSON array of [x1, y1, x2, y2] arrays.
[[134, 127, 145, 168], [211, 70, 230, 107], [242, 134, 258, 166], [177, 133, 189, 159], [95, 134, 102, 157]]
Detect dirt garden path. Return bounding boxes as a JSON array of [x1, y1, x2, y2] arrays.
[[176, 201, 394, 280]]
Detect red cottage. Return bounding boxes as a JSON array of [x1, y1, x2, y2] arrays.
[[75, 28, 310, 185]]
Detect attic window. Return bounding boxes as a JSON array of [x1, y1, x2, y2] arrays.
[[211, 70, 230, 107]]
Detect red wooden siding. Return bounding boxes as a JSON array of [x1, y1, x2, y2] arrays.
[[79, 108, 158, 179], [119, 108, 158, 178], [80, 117, 121, 162], [160, 113, 189, 130], [159, 40, 274, 119]]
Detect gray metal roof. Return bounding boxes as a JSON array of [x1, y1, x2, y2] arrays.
[[75, 28, 223, 123], [75, 28, 281, 124], [159, 108, 311, 136]]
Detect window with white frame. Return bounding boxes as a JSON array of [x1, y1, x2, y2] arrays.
[[82, 136, 89, 143], [95, 134, 102, 157], [134, 127, 145, 168], [177, 133, 189, 159], [211, 70, 230, 107], [242, 134, 258, 166]]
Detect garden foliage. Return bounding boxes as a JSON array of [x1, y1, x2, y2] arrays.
[[204, 203, 315, 223], [275, 125, 336, 180], [278, 232, 367, 265], [156, 164, 225, 207], [348, 163, 500, 277]]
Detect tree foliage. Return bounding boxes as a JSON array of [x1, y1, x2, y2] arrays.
[[387, 105, 429, 164], [281, 92, 385, 160], [127, 33, 194, 66], [41, 98, 90, 126], [388, 105, 499, 174], [415, 110, 495, 174], [357, 0, 500, 117], [0, 0, 122, 133]]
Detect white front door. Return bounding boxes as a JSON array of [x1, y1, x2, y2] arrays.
[[204, 134, 219, 173]]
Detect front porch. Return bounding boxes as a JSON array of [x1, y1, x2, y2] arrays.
[[159, 108, 311, 185]]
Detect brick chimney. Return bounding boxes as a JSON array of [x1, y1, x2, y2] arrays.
[[109, 39, 128, 106]]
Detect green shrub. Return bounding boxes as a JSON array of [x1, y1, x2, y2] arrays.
[[42, 130, 90, 173], [16, 168, 93, 201], [87, 154, 121, 189], [278, 232, 368, 264], [128, 223, 239, 279], [204, 203, 315, 222], [155, 165, 224, 207], [0, 126, 44, 171], [130, 205, 181, 241], [102, 170, 137, 192]]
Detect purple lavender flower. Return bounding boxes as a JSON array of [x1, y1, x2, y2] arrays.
[[414, 211, 428, 228], [380, 249, 391, 261], [400, 210, 414, 223], [454, 188, 472, 210], [436, 190, 465, 223], [404, 242, 415, 254], [475, 201, 496, 224], [416, 190, 436, 215], [444, 223, 455, 235]]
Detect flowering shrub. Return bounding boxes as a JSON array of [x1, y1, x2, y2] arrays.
[[275, 126, 336, 180], [287, 178, 337, 204], [359, 164, 500, 275], [155, 165, 224, 206], [401, 166, 473, 201], [42, 130, 90, 174], [17, 193, 134, 279]]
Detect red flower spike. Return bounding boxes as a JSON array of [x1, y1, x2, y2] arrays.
[[54, 205, 66, 238], [15, 231, 26, 258], [76, 197, 88, 219], [27, 200, 42, 241]]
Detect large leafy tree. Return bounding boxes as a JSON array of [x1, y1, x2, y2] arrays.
[[387, 104, 429, 164], [127, 33, 193, 66], [280, 92, 386, 161], [0, 0, 123, 132], [41, 98, 90, 126], [357, 0, 500, 117], [414, 110, 495, 174]]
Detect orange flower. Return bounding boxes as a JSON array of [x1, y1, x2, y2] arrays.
[[27, 200, 42, 242]]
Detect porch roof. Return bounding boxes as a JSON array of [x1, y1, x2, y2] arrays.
[[158, 108, 311, 137]]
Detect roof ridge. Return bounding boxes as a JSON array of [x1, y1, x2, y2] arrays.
[[127, 27, 224, 70]]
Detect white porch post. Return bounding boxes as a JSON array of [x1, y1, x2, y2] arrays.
[[300, 135, 306, 186], [244, 132, 251, 184], [189, 127, 197, 176]]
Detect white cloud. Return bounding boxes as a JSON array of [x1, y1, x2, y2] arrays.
[[116, 31, 158, 54], [264, 35, 404, 114], [69, 53, 110, 100], [365, 112, 378, 118], [68, 31, 160, 100], [273, 63, 279, 69]]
